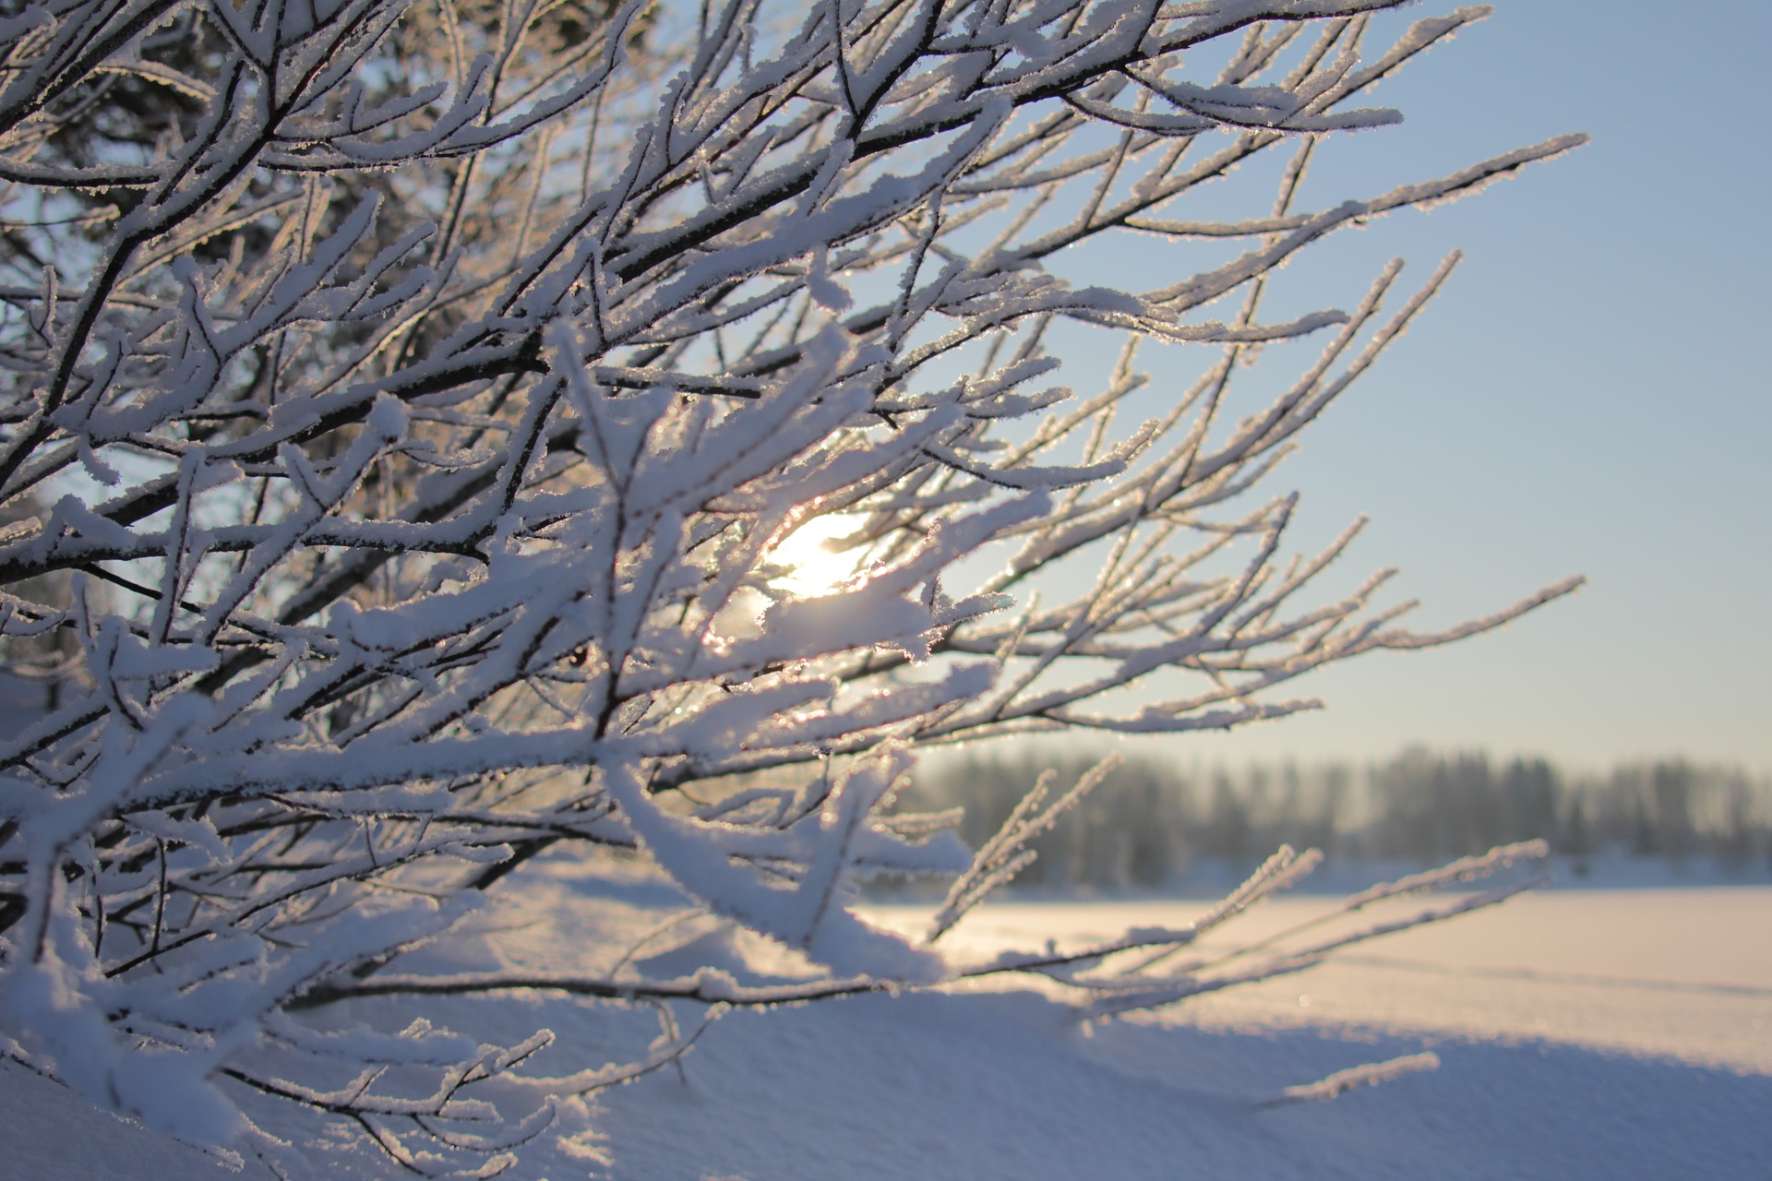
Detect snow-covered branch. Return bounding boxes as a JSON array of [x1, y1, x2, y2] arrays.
[[0, 0, 1581, 1168]]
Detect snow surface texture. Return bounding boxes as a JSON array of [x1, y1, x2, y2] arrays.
[[7, 874, 1768, 1180]]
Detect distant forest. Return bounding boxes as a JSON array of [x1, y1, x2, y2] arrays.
[[904, 749, 1772, 889]]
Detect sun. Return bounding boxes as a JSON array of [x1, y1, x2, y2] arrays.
[[768, 513, 868, 598]]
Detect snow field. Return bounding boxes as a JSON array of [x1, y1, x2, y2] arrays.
[[8, 873, 1768, 1179]]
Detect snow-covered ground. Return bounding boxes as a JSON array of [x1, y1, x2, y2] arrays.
[[869, 885, 1772, 1074], [7, 875, 1770, 1179]]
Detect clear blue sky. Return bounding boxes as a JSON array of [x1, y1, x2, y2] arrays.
[[1037, 2, 1770, 771]]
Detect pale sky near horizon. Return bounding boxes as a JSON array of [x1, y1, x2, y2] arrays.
[[1024, 2, 1769, 773]]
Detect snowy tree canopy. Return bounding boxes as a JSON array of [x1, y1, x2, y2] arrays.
[[1, 0, 1579, 1170]]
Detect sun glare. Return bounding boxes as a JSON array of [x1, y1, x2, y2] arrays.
[[768, 513, 868, 598]]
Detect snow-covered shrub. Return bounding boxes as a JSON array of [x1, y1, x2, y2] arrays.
[[1, 0, 1578, 1170]]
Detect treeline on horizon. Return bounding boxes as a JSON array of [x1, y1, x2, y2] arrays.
[[903, 748, 1772, 889]]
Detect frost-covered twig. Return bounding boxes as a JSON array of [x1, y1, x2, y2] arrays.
[[1263, 1051, 1441, 1107], [926, 755, 1117, 942]]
